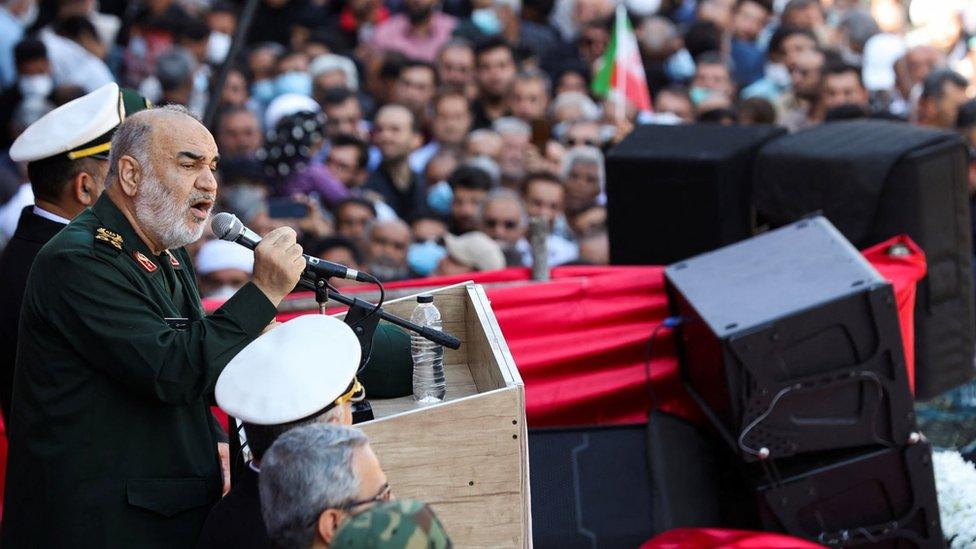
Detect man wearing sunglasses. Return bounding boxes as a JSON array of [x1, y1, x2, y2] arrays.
[[260, 423, 393, 549], [0, 82, 148, 421], [201, 314, 367, 548]]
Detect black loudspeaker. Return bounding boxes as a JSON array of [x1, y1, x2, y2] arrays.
[[753, 120, 975, 400], [665, 216, 916, 462], [528, 425, 654, 549], [605, 123, 785, 266], [757, 442, 943, 548]]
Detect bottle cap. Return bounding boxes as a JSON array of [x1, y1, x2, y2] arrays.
[[417, 294, 434, 304]]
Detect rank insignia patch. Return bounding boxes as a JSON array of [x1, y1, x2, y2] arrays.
[[168, 253, 180, 268], [94, 227, 123, 251], [133, 251, 158, 273]]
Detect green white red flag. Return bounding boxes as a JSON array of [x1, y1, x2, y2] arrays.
[[591, 5, 653, 112]]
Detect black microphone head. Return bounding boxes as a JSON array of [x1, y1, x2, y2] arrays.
[[211, 212, 242, 241]]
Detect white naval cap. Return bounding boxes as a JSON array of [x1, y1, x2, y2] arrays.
[[195, 239, 254, 276], [216, 314, 362, 425], [10, 82, 145, 163]]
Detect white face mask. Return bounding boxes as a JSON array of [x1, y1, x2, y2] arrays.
[[206, 32, 232, 65], [15, 0, 38, 27], [18, 74, 53, 98]]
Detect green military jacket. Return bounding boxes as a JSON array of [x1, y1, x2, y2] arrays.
[[2, 195, 278, 548]]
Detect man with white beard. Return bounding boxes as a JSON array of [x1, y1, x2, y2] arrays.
[[2, 105, 307, 547]]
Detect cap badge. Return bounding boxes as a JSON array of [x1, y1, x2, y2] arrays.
[[133, 251, 158, 273], [94, 227, 123, 251]]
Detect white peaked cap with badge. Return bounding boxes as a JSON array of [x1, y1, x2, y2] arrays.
[[216, 314, 362, 425], [10, 82, 125, 163]]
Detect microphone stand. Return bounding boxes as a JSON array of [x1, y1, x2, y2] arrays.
[[298, 275, 462, 424]]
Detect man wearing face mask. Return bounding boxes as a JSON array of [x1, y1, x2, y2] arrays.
[[0, 38, 53, 151], [0, 82, 150, 422], [369, 0, 457, 62], [196, 239, 255, 300], [0, 0, 38, 89]]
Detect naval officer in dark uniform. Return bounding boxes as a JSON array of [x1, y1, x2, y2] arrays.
[[0, 83, 149, 420], [2, 104, 307, 547], [198, 314, 364, 548]]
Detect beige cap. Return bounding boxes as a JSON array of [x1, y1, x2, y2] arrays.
[[444, 232, 506, 272]]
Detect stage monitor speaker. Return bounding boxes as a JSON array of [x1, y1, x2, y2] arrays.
[[605, 123, 785, 266], [753, 120, 975, 400], [757, 442, 943, 548], [528, 424, 654, 549], [665, 216, 916, 462]]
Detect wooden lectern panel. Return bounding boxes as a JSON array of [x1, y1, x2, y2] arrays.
[[352, 283, 531, 547]]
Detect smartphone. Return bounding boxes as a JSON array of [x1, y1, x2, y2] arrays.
[[530, 119, 552, 151], [267, 198, 308, 219]]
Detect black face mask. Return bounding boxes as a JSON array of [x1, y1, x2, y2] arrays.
[[406, 3, 433, 24]]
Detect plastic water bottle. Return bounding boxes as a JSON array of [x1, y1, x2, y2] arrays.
[[411, 294, 446, 405]]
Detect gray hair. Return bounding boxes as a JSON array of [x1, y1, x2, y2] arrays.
[[514, 68, 552, 96], [259, 424, 368, 549], [464, 155, 501, 186], [549, 91, 600, 121], [492, 116, 531, 138], [562, 145, 605, 192], [106, 104, 195, 186], [481, 187, 527, 226], [309, 54, 360, 91]]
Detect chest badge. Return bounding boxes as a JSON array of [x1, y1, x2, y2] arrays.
[[94, 227, 123, 251], [133, 251, 158, 273]]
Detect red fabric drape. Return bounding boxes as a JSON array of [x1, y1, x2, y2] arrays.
[[220, 235, 925, 428], [641, 528, 826, 548]]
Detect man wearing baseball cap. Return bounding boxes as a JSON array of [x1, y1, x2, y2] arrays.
[[0, 82, 149, 419]]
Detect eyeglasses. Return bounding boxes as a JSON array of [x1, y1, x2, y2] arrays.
[[338, 483, 393, 511], [484, 218, 518, 230], [564, 138, 598, 147], [306, 482, 393, 526]]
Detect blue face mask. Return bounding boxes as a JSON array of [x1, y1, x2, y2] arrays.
[[251, 79, 275, 104], [426, 180, 453, 215], [471, 8, 502, 36], [689, 86, 713, 106], [408, 240, 447, 276], [274, 71, 313, 97], [664, 49, 695, 82]]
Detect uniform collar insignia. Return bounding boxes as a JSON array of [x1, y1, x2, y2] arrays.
[[133, 251, 158, 273], [167, 251, 181, 268], [94, 227, 123, 251]]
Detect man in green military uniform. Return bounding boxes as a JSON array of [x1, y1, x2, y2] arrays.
[[3, 105, 306, 547]]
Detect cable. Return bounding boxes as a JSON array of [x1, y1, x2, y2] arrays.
[[644, 316, 683, 411]]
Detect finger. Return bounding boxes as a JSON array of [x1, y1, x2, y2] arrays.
[[263, 226, 291, 246]]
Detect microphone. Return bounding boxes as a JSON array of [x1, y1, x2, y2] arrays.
[[212, 212, 375, 283]]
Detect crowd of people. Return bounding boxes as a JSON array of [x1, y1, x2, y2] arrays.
[[1, 0, 976, 288]]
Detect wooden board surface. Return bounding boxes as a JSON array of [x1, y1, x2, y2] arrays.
[[359, 386, 529, 547], [369, 361, 479, 418]]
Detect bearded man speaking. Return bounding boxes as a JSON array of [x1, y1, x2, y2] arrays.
[[2, 105, 306, 547]]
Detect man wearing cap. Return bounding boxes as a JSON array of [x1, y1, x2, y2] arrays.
[[0, 82, 149, 420], [332, 499, 452, 549], [199, 314, 414, 549], [3, 105, 307, 546], [198, 314, 362, 548], [434, 231, 506, 275]]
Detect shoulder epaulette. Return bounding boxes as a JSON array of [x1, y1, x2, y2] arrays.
[[94, 227, 123, 253]]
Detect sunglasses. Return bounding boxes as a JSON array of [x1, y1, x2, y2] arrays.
[[484, 218, 518, 230]]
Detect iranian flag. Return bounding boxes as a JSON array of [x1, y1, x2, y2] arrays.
[[591, 5, 652, 113]]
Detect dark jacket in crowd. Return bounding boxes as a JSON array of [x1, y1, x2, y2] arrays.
[[2, 195, 278, 547], [197, 465, 269, 549], [0, 206, 64, 420], [364, 166, 426, 220]]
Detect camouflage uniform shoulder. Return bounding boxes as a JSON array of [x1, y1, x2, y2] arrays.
[[331, 499, 452, 549]]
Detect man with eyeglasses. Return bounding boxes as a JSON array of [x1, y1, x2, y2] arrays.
[[0, 82, 149, 421], [260, 423, 393, 549], [199, 315, 369, 548]]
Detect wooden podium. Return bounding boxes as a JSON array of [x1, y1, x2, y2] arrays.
[[339, 282, 531, 547]]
